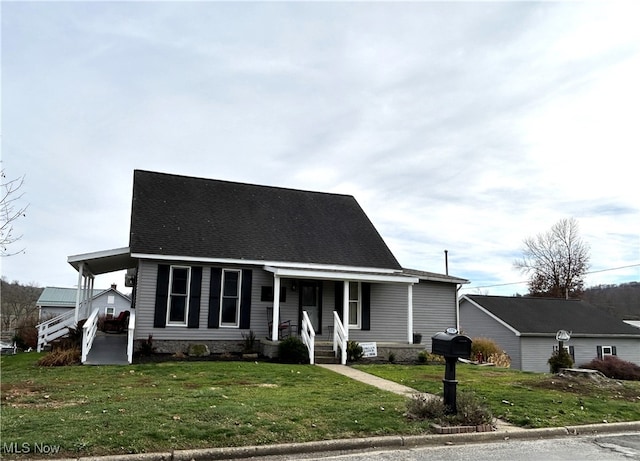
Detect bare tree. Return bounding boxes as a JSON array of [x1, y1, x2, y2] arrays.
[[0, 169, 28, 256], [514, 218, 590, 298], [0, 278, 42, 339]]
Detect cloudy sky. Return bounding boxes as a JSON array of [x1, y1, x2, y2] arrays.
[[2, 1, 639, 295]]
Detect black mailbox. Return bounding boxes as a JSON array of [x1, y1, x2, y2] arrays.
[[431, 329, 472, 359]]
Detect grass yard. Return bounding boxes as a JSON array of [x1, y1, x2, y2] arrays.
[[1, 353, 424, 458], [354, 364, 640, 428]]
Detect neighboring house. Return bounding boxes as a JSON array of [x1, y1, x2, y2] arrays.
[[63, 170, 468, 362], [37, 285, 131, 321], [459, 295, 640, 372]]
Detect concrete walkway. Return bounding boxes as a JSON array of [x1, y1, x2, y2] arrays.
[[318, 364, 518, 431], [318, 364, 421, 397]]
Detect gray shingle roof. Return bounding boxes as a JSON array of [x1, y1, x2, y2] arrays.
[[129, 170, 402, 270], [465, 295, 640, 336]]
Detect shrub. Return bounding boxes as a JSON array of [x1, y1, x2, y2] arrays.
[[487, 351, 511, 368], [407, 391, 493, 426], [387, 352, 396, 363], [581, 356, 640, 381], [346, 340, 363, 362], [470, 337, 501, 362], [12, 317, 38, 350], [242, 330, 257, 353], [417, 351, 428, 363], [548, 348, 573, 373], [37, 348, 81, 366], [278, 336, 309, 364], [138, 335, 156, 356], [54, 325, 83, 351]]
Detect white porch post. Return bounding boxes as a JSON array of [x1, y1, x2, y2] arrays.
[[343, 280, 349, 341], [75, 263, 84, 324], [88, 276, 95, 319], [271, 275, 281, 341], [407, 284, 414, 344]]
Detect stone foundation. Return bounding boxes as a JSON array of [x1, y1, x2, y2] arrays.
[[136, 339, 244, 355]]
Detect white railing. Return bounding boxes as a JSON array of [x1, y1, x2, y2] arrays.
[[37, 310, 76, 352], [127, 311, 136, 364], [301, 311, 316, 365], [333, 311, 347, 365], [81, 308, 100, 363]]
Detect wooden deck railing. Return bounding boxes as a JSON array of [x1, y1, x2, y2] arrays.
[[127, 312, 136, 364], [301, 311, 316, 365], [81, 308, 100, 363], [333, 311, 347, 365], [36, 310, 76, 352]]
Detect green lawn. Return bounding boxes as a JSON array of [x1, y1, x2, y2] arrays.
[[354, 363, 640, 428], [1, 353, 424, 458], [3, 354, 640, 459]]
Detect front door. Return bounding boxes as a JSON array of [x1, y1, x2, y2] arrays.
[[299, 281, 322, 335]]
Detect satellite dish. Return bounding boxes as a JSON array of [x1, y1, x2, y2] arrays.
[[556, 330, 571, 341]]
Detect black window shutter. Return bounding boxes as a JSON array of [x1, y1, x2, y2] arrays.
[[187, 267, 202, 328], [239, 269, 252, 329], [597, 346, 602, 359], [612, 346, 617, 356], [208, 268, 222, 328], [335, 281, 344, 321], [361, 283, 371, 331], [154, 265, 170, 328]]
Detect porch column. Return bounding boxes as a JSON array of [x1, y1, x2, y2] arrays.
[[271, 275, 281, 341], [75, 263, 84, 324], [407, 284, 414, 344], [343, 280, 349, 341]]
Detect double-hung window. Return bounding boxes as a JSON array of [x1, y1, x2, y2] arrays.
[[220, 269, 242, 327], [167, 266, 191, 325], [348, 282, 361, 329]]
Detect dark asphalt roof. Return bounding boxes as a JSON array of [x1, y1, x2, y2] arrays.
[[465, 295, 640, 336], [129, 170, 402, 270]]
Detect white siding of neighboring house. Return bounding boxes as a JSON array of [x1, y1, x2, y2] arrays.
[[459, 299, 522, 369], [93, 291, 131, 318], [521, 336, 640, 372]]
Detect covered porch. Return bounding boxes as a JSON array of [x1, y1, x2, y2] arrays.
[[36, 247, 138, 364], [263, 265, 420, 364]]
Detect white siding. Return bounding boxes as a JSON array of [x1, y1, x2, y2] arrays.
[[459, 299, 522, 369]]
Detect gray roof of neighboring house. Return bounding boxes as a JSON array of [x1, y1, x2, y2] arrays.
[[37, 287, 129, 308], [463, 295, 640, 336], [129, 170, 402, 270]]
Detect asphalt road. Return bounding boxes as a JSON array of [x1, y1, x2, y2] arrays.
[[237, 433, 640, 461]]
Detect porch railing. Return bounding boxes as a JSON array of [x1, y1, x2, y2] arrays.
[[333, 311, 347, 365], [81, 308, 100, 363], [301, 311, 316, 365], [127, 311, 136, 364], [37, 310, 76, 352]]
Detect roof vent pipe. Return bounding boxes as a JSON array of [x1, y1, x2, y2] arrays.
[[444, 249, 449, 276]]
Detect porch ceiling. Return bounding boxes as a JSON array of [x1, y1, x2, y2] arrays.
[[264, 265, 419, 284], [68, 247, 137, 276]]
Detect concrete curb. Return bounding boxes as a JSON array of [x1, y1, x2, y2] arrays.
[[50, 421, 640, 461]]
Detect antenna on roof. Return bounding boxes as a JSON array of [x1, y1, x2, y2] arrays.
[[444, 249, 449, 275]]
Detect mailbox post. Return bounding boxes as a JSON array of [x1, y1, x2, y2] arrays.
[[431, 328, 472, 414]]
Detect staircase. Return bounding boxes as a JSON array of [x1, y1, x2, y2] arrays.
[[315, 341, 339, 364]]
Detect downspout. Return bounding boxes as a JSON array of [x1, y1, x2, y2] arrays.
[[456, 284, 461, 332], [407, 284, 414, 344]]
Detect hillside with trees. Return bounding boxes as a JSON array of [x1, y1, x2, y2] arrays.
[[582, 282, 640, 320], [0, 278, 43, 342]]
